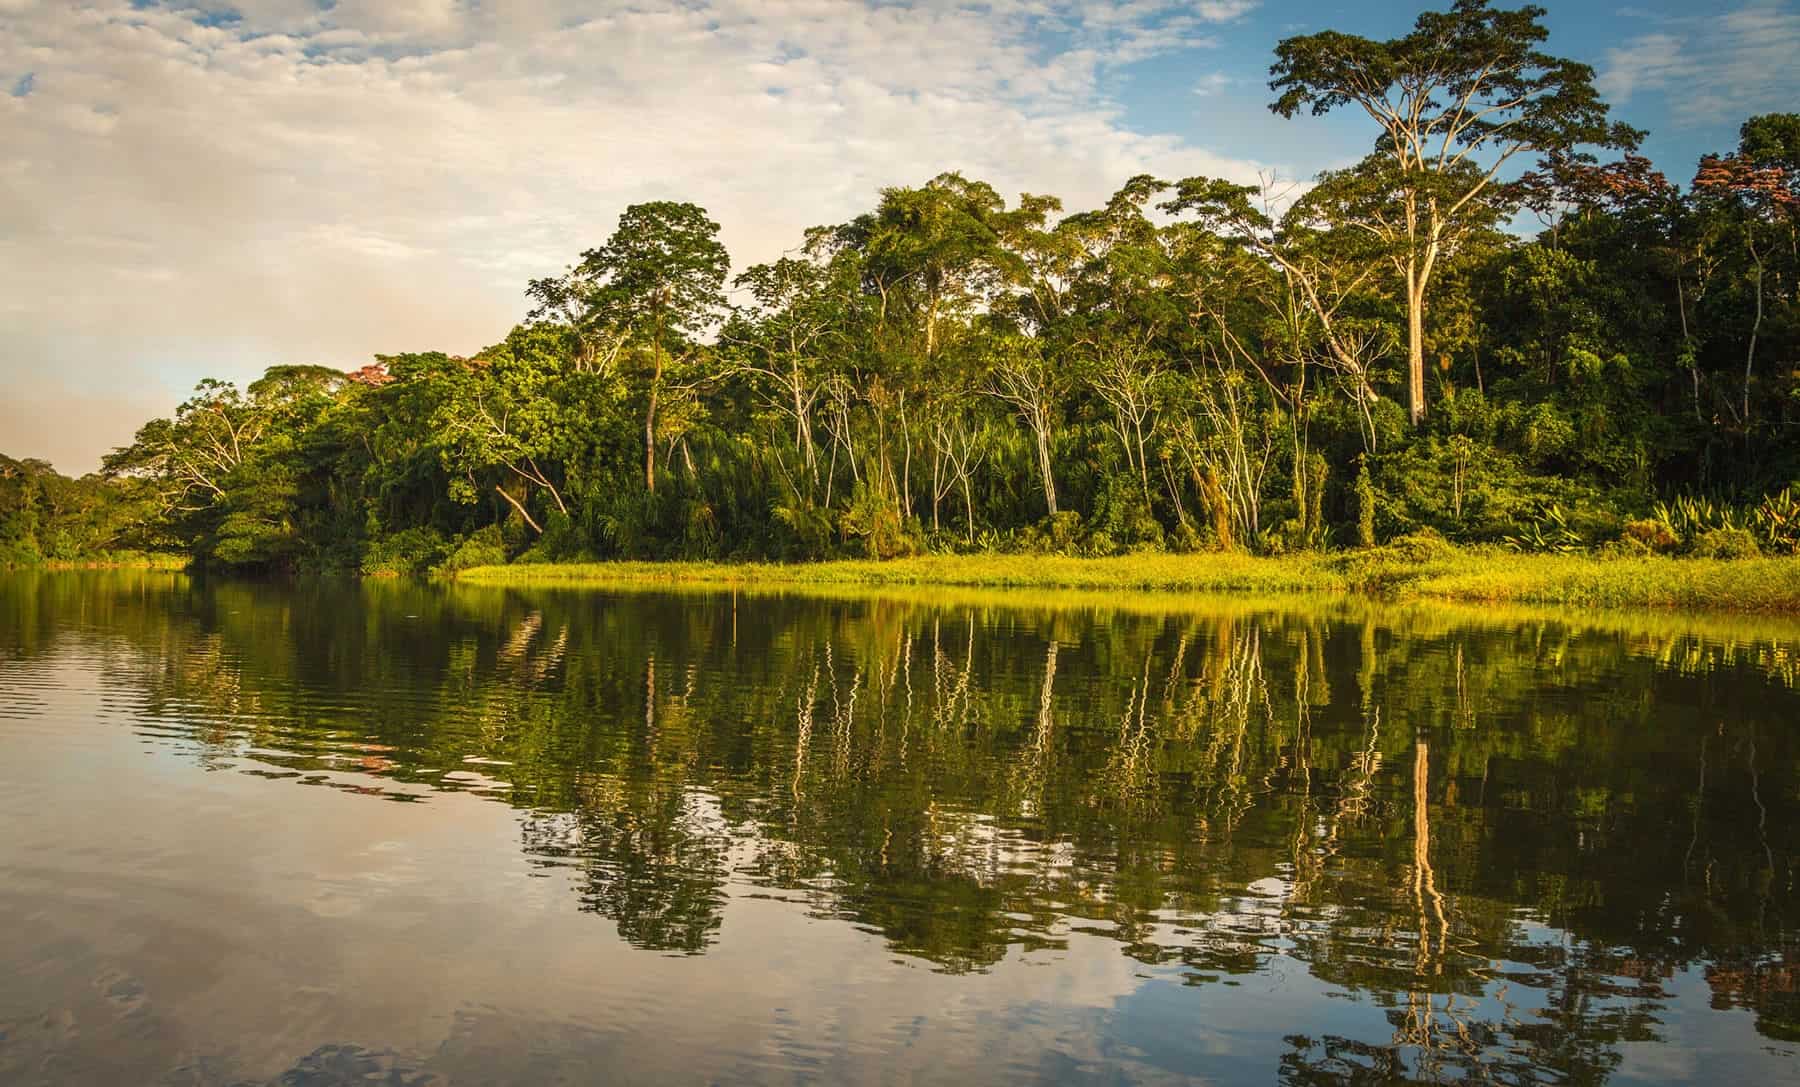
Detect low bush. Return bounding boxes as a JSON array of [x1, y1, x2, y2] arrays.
[[1619, 518, 1681, 554], [360, 527, 450, 576], [1384, 528, 1459, 564], [435, 526, 508, 574], [1753, 486, 1800, 555], [1689, 527, 1761, 560]]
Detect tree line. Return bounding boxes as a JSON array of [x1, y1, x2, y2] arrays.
[[7, 0, 1800, 572]]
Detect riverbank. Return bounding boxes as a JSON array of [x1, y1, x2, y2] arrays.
[[2, 553, 188, 572], [456, 547, 1800, 613]]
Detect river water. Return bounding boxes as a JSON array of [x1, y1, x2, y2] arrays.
[[0, 570, 1795, 1085]]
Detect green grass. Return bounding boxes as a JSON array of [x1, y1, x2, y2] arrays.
[[10, 552, 188, 572], [1398, 553, 1800, 612], [460, 552, 1346, 594], [457, 548, 1800, 613]]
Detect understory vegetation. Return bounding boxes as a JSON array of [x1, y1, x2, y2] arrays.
[[8, 2, 1800, 593]]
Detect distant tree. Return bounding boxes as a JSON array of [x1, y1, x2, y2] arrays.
[[985, 332, 1064, 518], [1693, 114, 1800, 424], [1514, 151, 1674, 246], [721, 252, 860, 501], [557, 202, 730, 492], [105, 379, 270, 518], [851, 173, 1028, 359]]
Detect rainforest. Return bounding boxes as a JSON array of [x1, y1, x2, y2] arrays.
[[7, 5, 1800, 1084], [6, 3, 1800, 593]]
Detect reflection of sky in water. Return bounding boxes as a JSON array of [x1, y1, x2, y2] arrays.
[[0, 572, 1797, 1085]]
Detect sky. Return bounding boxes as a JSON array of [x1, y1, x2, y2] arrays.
[[3, 0, 1797, 473]]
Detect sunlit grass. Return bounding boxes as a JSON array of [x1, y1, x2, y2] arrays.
[[458, 549, 1800, 614], [459, 552, 1346, 594], [34, 552, 189, 572], [1400, 553, 1800, 612]]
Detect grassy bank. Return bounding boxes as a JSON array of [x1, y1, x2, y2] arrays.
[[1395, 553, 1800, 611], [3, 553, 188, 573], [458, 552, 1343, 595], [457, 547, 1800, 613]]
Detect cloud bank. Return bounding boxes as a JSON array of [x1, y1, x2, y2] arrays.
[[0, 0, 1267, 471], [1600, 4, 1800, 128]]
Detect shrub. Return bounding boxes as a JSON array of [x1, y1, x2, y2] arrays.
[[1596, 535, 1652, 559], [436, 526, 508, 574], [837, 483, 920, 560], [1385, 527, 1458, 563], [360, 527, 450, 576], [1619, 518, 1680, 554], [0, 539, 42, 568], [1503, 504, 1583, 554], [1169, 519, 1209, 554], [1753, 486, 1800, 555], [1689, 527, 1761, 560], [1654, 495, 1744, 538], [1355, 458, 1376, 549], [1010, 510, 1085, 554], [1522, 402, 1576, 465]]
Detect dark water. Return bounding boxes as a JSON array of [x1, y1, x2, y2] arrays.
[[1, 572, 1797, 1086]]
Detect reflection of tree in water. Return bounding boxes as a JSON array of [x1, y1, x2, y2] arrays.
[[17, 572, 1800, 1079], [1707, 951, 1800, 1042], [520, 781, 729, 954]]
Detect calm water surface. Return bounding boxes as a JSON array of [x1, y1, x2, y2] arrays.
[[1, 571, 1797, 1085]]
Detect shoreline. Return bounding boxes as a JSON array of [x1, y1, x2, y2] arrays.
[[454, 550, 1800, 614], [5, 557, 188, 572]]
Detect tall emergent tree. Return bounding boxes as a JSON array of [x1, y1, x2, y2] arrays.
[[1269, 0, 1637, 424], [554, 202, 730, 492]]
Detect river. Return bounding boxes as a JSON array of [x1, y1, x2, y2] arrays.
[[1, 571, 1795, 1085]]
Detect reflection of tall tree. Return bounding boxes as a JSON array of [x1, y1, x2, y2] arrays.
[[521, 779, 729, 953]]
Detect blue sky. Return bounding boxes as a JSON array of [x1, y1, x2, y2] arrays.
[[1110, 0, 1797, 183], [2, 0, 1795, 471]]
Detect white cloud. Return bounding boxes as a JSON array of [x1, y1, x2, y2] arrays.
[[1194, 0, 1261, 19], [1599, 3, 1800, 128], [1192, 72, 1233, 97], [0, 0, 1270, 470]]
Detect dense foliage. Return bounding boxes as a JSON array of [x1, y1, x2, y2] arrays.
[[26, 2, 1800, 573], [0, 452, 167, 566]]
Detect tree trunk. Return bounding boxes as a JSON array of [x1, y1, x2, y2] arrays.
[[1134, 417, 1150, 503], [962, 473, 975, 545], [1035, 423, 1058, 518], [1745, 245, 1764, 426], [1192, 463, 1234, 553], [792, 370, 815, 479], [646, 311, 664, 492], [931, 451, 942, 533], [494, 484, 543, 535], [899, 397, 913, 518], [1406, 279, 1427, 426], [1677, 276, 1703, 423]]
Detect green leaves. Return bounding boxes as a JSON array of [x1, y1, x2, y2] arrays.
[[1272, 1, 1633, 162], [1266, 0, 1639, 424], [579, 201, 730, 342], [43, 18, 1800, 571]]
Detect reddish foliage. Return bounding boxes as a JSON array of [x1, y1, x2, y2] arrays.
[[1516, 152, 1674, 217], [1694, 153, 1799, 209], [345, 363, 394, 387]]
